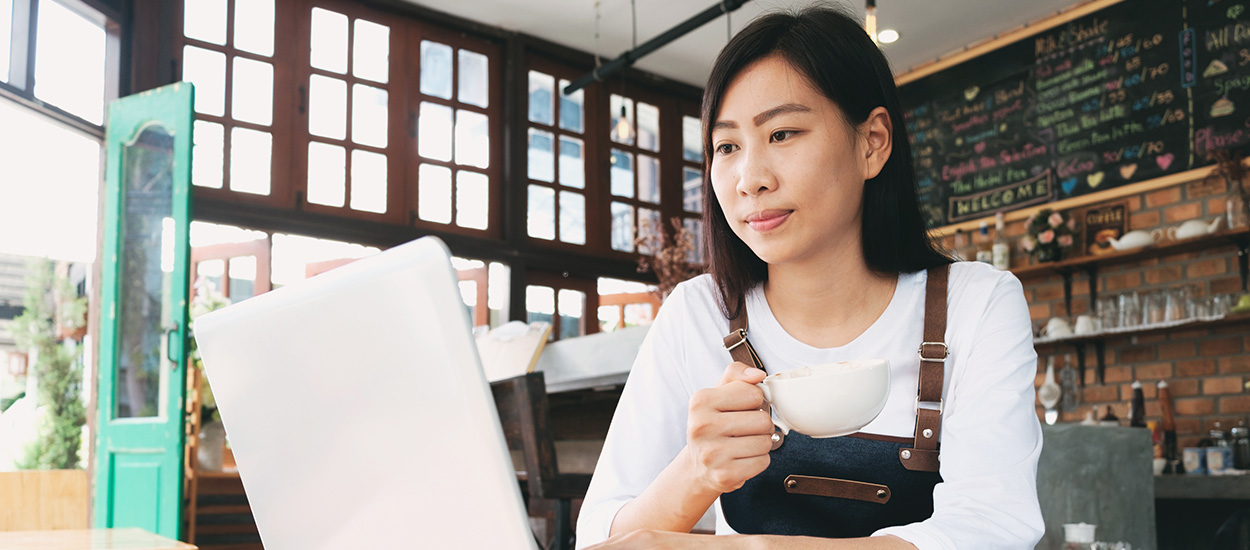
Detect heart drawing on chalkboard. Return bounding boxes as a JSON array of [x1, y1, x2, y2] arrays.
[[964, 86, 980, 101], [1120, 164, 1138, 180], [974, 142, 986, 154], [1061, 177, 1078, 196], [1156, 153, 1175, 171], [1088, 171, 1105, 188]]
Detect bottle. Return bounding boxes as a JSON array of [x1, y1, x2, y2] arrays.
[[1129, 380, 1146, 427], [1232, 420, 1250, 470], [976, 220, 993, 264], [992, 212, 1011, 270]]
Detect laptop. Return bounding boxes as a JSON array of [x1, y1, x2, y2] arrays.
[[193, 237, 539, 550]]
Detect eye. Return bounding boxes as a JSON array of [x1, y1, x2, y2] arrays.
[[715, 143, 738, 155], [770, 130, 797, 142]]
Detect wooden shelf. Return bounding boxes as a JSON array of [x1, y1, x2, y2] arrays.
[[1034, 313, 1250, 348], [1012, 227, 1250, 280]]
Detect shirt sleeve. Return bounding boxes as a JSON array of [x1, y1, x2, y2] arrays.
[[874, 270, 1045, 550], [575, 283, 699, 548]]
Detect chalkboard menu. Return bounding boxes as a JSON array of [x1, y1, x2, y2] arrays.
[[899, 0, 1250, 228]]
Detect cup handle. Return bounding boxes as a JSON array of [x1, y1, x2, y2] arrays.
[[758, 383, 791, 435], [1150, 228, 1163, 243], [1167, 227, 1177, 241]]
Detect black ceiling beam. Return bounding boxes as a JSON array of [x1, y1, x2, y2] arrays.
[[563, 0, 751, 95]]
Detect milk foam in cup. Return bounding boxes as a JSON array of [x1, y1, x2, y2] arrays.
[[758, 359, 890, 438]]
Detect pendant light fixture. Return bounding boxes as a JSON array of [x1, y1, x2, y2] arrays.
[[866, 0, 878, 44], [613, 0, 639, 143]]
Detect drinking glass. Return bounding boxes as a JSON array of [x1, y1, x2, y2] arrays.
[[1097, 296, 1118, 331], [1165, 287, 1189, 323], [1142, 291, 1165, 326], [1119, 292, 1141, 329]]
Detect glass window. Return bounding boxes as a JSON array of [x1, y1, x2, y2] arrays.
[[527, 128, 554, 182], [684, 218, 705, 264], [308, 75, 347, 140], [528, 71, 554, 125], [418, 163, 453, 224], [683, 115, 702, 163], [559, 79, 583, 132], [310, 8, 348, 74], [231, 57, 274, 125], [459, 50, 489, 108], [638, 154, 660, 204], [418, 101, 454, 161], [557, 289, 585, 340], [183, 46, 226, 116], [456, 171, 489, 230], [610, 94, 634, 146], [559, 191, 585, 245], [610, 149, 633, 198], [35, 0, 107, 124], [558, 136, 584, 189], [683, 167, 703, 213], [420, 40, 453, 99], [455, 109, 490, 169], [234, 0, 275, 56], [351, 83, 388, 148], [350, 149, 387, 213], [636, 102, 659, 152], [637, 207, 660, 255], [184, 0, 226, 45], [525, 285, 555, 325], [1, 0, 13, 82], [352, 19, 389, 83], [610, 202, 634, 252], [527, 185, 556, 240], [307, 141, 346, 207], [193, 120, 224, 189], [230, 128, 271, 195]]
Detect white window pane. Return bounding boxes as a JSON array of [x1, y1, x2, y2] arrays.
[[420, 41, 453, 99], [558, 136, 584, 189], [459, 50, 489, 108], [638, 154, 660, 204], [684, 218, 705, 264], [455, 110, 489, 169], [456, 171, 489, 230], [610, 202, 635, 252], [558, 289, 585, 339], [193, 120, 224, 189], [36, 1, 106, 124], [527, 128, 554, 182], [528, 71, 554, 125], [418, 164, 453, 224], [183, 46, 226, 116], [637, 208, 660, 255], [230, 128, 272, 195], [353, 19, 389, 83], [184, 0, 226, 45], [307, 141, 345, 207], [227, 256, 257, 297], [559, 191, 585, 245], [0, 98, 100, 263], [232, 57, 273, 125], [418, 101, 453, 161], [683, 116, 702, 163], [350, 149, 387, 214], [308, 75, 346, 140], [559, 79, 583, 133], [1, 0, 13, 82], [683, 167, 703, 213], [527, 185, 555, 240], [610, 149, 633, 198], [352, 84, 388, 148], [234, 0, 274, 56], [526, 286, 555, 319], [310, 8, 348, 74], [610, 94, 634, 145], [637, 102, 660, 152]]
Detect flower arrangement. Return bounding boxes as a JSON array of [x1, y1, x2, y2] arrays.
[[1019, 208, 1077, 262], [635, 216, 704, 300]]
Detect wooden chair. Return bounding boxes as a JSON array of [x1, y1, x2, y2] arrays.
[[490, 372, 591, 550]]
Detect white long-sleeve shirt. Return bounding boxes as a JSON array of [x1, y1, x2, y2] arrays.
[[576, 262, 1044, 549]]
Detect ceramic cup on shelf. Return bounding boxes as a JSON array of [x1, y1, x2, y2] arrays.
[[1074, 315, 1099, 335], [1040, 317, 1073, 339], [758, 359, 890, 438]]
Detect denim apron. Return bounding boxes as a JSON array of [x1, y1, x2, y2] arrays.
[[718, 265, 950, 538]]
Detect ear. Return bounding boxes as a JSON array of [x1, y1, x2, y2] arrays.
[[860, 106, 893, 180]]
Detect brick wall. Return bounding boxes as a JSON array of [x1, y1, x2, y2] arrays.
[[940, 176, 1248, 448]]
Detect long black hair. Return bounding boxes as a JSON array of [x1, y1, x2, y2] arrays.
[[701, 5, 952, 320]]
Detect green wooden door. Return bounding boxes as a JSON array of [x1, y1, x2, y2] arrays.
[[94, 82, 195, 539]]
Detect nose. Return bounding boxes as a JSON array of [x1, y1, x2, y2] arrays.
[[734, 148, 777, 197]]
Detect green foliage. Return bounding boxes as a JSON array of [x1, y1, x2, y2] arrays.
[[12, 259, 87, 470]]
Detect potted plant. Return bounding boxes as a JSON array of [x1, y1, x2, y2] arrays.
[[1019, 208, 1077, 263]]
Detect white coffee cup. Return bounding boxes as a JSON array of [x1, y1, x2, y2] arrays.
[[757, 359, 890, 438], [1040, 317, 1073, 338], [1074, 314, 1099, 335]]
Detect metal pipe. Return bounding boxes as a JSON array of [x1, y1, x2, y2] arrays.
[[563, 0, 752, 95]]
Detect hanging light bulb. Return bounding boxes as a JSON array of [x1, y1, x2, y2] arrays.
[[865, 0, 878, 45], [615, 104, 633, 142]]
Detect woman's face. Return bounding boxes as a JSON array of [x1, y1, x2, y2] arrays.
[[709, 55, 890, 267]]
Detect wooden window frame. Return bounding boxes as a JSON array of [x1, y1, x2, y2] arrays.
[[526, 270, 599, 341], [601, 80, 680, 260]]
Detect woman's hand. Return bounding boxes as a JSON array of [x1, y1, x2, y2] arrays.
[[684, 362, 775, 495], [583, 530, 753, 550]]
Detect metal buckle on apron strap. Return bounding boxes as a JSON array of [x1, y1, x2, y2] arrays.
[[914, 398, 943, 415], [724, 328, 748, 351], [917, 341, 948, 362]]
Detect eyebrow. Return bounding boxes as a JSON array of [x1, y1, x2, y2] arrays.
[[712, 103, 813, 131]]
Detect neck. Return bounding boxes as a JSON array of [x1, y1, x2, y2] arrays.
[[762, 237, 897, 348]]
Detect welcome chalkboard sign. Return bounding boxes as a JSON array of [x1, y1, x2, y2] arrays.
[[899, 0, 1247, 228]]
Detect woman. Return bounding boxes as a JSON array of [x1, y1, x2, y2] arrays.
[[577, 6, 1043, 549]]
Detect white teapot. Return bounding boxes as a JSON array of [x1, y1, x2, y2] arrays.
[[1107, 229, 1163, 251], [1167, 217, 1222, 241]]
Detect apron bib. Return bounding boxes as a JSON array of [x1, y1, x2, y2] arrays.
[[717, 265, 950, 537]]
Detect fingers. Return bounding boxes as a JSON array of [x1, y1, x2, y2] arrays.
[[689, 410, 774, 439], [717, 361, 766, 387], [690, 382, 765, 413]]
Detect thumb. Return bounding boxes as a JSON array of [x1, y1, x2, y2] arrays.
[[719, 361, 766, 386]]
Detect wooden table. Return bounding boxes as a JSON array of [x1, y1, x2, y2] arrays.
[[0, 528, 196, 549]]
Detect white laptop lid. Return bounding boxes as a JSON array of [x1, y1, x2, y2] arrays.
[[194, 237, 537, 550]]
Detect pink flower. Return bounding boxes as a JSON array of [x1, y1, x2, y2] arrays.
[[1066, 218, 1077, 231], [1020, 236, 1036, 252], [1048, 212, 1064, 228], [1039, 229, 1055, 244], [1058, 234, 1074, 247]]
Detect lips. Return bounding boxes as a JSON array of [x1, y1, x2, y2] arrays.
[[745, 209, 793, 232]]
